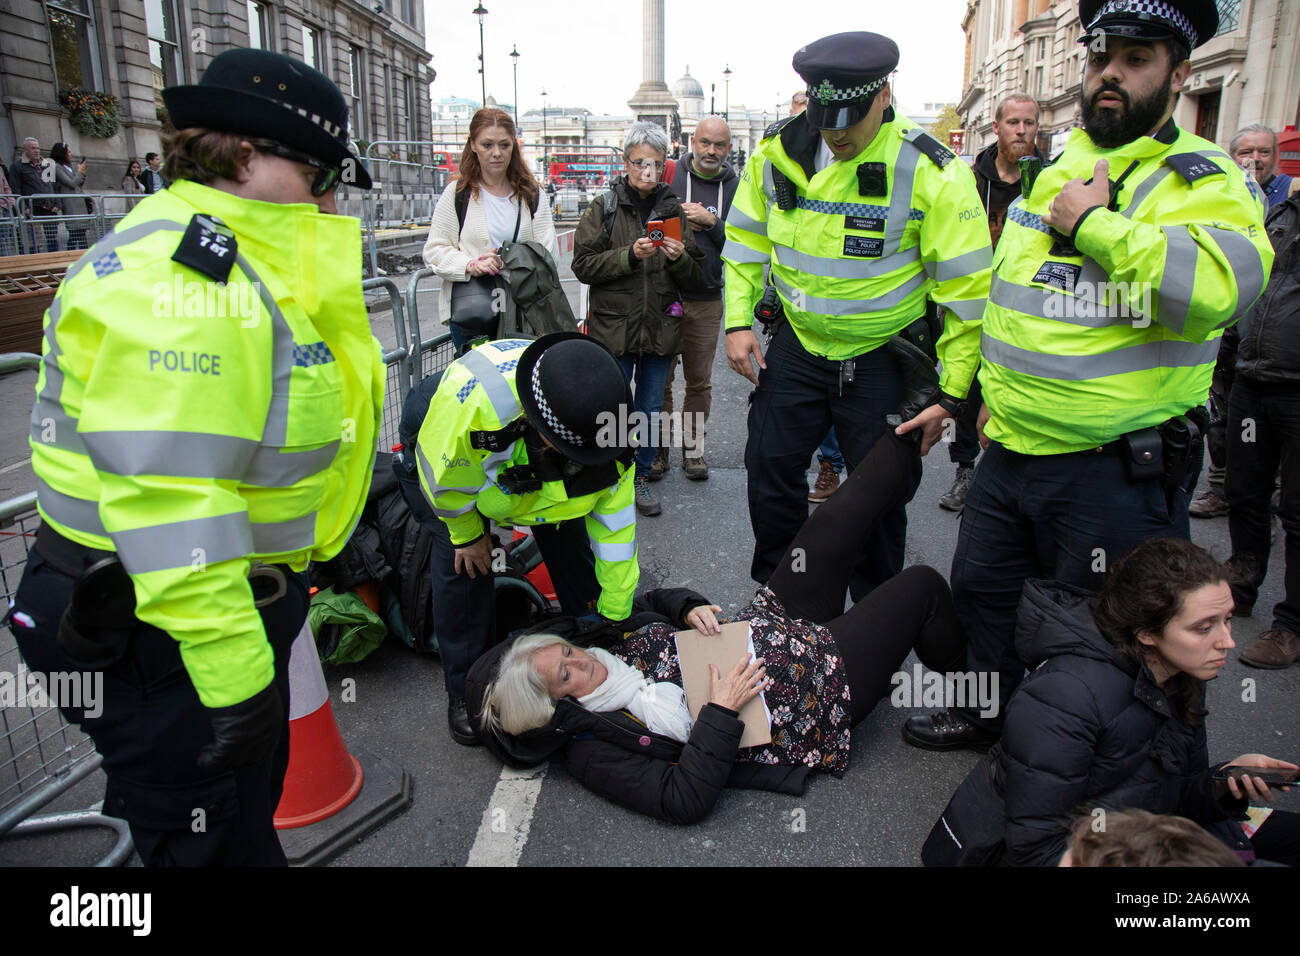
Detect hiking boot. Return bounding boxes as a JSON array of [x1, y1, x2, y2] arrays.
[[808, 461, 840, 503], [634, 476, 662, 516], [1189, 490, 1229, 518], [1239, 628, 1300, 669], [683, 456, 709, 481], [649, 448, 669, 482], [902, 710, 999, 752], [939, 464, 974, 512]]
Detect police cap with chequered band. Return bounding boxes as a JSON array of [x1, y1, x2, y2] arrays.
[[163, 48, 371, 189], [793, 32, 900, 131], [516, 332, 634, 466], [1078, 0, 1219, 51]]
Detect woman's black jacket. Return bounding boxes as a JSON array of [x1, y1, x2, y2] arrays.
[[465, 587, 809, 824], [999, 581, 1247, 866]]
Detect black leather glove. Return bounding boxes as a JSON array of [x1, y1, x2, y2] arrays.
[[196, 682, 285, 774]]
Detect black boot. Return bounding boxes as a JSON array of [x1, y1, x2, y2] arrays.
[[448, 695, 480, 747], [884, 335, 941, 443], [902, 710, 998, 752]]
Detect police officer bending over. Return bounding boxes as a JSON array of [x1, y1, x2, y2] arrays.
[[723, 32, 992, 598], [10, 50, 382, 864], [899, 0, 1275, 750], [415, 332, 639, 744]]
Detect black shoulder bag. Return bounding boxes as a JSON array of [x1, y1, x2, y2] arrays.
[[449, 194, 521, 343]]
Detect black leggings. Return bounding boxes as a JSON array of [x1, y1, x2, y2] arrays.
[[767, 432, 966, 725]]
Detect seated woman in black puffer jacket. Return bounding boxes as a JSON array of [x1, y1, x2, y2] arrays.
[[465, 421, 967, 824], [977, 538, 1298, 866]]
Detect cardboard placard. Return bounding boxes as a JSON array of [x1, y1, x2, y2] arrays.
[[674, 621, 772, 747]]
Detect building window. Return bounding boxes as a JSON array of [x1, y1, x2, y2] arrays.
[[48, 0, 100, 91], [144, 0, 180, 116], [1033, 66, 1043, 96], [247, 1, 271, 50], [399, 0, 415, 25], [302, 24, 322, 70], [1036, 37, 1045, 61], [1214, 0, 1241, 35], [403, 74, 417, 141], [349, 46, 367, 139]]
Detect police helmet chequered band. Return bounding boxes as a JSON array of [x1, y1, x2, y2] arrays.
[[1087, 0, 1198, 46], [531, 355, 583, 447], [808, 74, 888, 105], [283, 102, 343, 139]]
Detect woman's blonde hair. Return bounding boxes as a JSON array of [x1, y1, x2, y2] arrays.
[[481, 633, 578, 736]]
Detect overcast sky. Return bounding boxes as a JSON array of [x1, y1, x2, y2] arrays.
[[422, 0, 970, 118]]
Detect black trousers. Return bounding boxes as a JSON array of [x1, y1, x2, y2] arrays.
[[1226, 376, 1300, 632], [10, 545, 307, 866], [767, 433, 966, 725], [746, 323, 922, 599], [430, 517, 599, 697], [948, 372, 983, 467], [951, 440, 1195, 730]]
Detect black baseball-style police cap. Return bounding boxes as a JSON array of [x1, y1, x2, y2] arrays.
[[1078, 0, 1219, 52], [793, 32, 899, 131]]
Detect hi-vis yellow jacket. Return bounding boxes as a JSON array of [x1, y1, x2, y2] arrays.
[[30, 180, 384, 707], [722, 110, 992, 381], [416, 340, 638, 620], [947, 123, 1274, 454]]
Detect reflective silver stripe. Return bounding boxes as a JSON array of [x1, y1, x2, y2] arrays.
[[235, 253, 295, 446], [77, 430, 338, 485], [114, 511, 253, 575], [1121, 167, 1171, 216], [981, 331, 1220, 381], [772, 270, 926, 317], [589, 537, 637, 562], [989, 275, 1132, 329], [415, 442, 480, 496], [721, 238, 769, 264], [458, 348, 521, 424], [726, 205, 767, 238], [64, 219, 185, 283], [433, 500, 479, 519], [1204, 225, 1267, 318], [590, 503, 636, 533], [1157, 226, 1198, 335], [249, 512, 318, 554], [939, 297, 986, 322], [888, 131, 926, 255], [773, 242, 921, 280], [35, 476, 106, 536], [29, 297, 87, 456], [926, 246, 993, 283], [761, 159, 776, 209]]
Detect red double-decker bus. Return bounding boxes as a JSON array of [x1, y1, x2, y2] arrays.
[[546, 151, 619, 188]]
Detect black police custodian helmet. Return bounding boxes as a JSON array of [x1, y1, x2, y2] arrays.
[[516, 333, 634, 466], [793, 32, 899, 131], [1079, 0, 1218, 52], [162, 48, 371, 188]]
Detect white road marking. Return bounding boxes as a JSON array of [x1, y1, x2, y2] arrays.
[[0, 458, 31, 476], [465, 763, 548, 867]]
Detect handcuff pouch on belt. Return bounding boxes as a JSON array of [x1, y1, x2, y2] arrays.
[[1118, 408, 1205, 489], [57, 557, 137, 671]]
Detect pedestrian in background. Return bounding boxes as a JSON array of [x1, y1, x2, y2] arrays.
[[573, 120, 704, 518], [11, 137, 57, 252], [50, 142, 88, 250], [120, 158, 145, 211], [0, 163, 16, 257], [939, 91, 1043, 513], [140, 150, 168, 193]]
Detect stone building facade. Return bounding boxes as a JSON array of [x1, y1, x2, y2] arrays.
[[1, 0, 432, 190], [958, 0, 1300, 158]]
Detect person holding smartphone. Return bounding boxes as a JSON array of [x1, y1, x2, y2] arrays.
[[573, 121, 704, 518]]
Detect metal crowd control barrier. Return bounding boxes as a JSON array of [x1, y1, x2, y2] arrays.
[[359, 140, 466, 279], [0, 354, 133, 865], [5, 194, 140, 257]]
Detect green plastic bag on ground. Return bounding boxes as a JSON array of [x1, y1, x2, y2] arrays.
[[308, 588, 388, 665]]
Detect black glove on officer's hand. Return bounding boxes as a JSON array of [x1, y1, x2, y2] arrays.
[[196, 682, 285, 774]]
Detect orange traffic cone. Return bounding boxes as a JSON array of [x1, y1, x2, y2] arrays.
[[272, 620, 411, 865]]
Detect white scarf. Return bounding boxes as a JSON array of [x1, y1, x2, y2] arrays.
[[579, 647, 693, 743]]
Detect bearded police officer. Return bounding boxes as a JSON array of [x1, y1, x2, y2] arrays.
[[9, 50, 381, 864], [415, 333, 639, 744], [724, 32, 992, 596], [900, 0, 1275, 749]]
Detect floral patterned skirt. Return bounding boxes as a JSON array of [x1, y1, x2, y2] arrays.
[[612, 586, 852, 773]]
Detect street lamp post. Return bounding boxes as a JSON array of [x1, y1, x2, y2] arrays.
[[540, 88, 548, 180], [509, 44, 519, 127], [723, 64, 731, 123], [473, 3, 488, 106]]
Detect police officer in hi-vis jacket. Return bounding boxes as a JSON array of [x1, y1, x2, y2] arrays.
[[10, 49, 382, 865], [900, 0, 1275, 750]]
